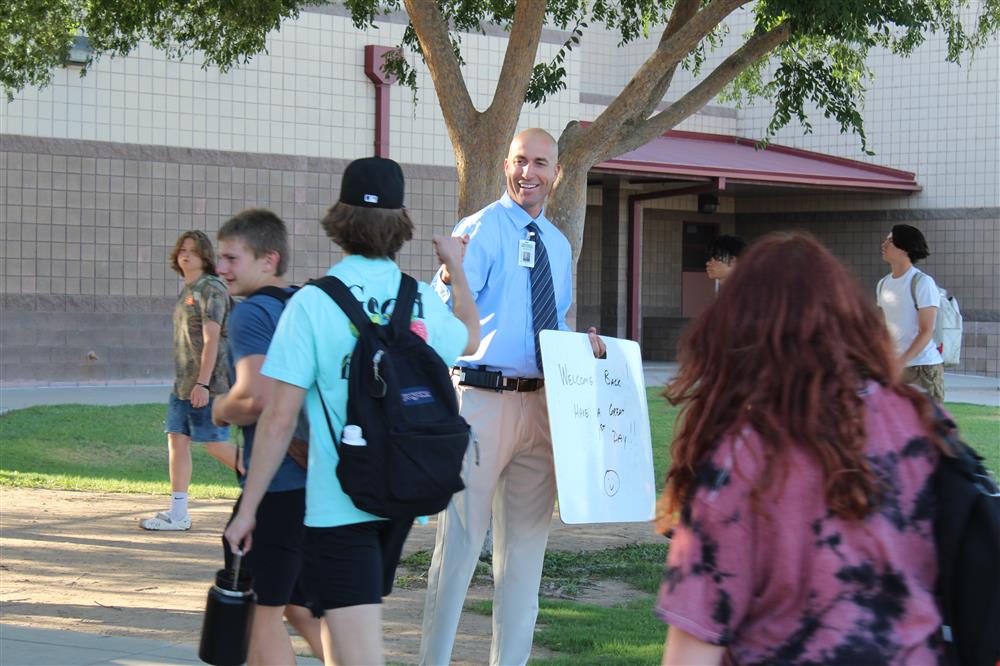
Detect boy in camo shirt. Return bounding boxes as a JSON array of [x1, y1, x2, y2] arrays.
[[141, 230, 240, 531]]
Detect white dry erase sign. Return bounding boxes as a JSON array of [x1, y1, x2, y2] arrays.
[[540, 330, 656, 524], [518, 239, 536, 268]]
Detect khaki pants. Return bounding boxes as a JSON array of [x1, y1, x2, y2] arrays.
[[903, 364, 945, 402], [419, 382, 556, 666]]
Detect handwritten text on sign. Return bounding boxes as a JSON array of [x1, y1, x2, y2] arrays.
[[541, 331, 655, 524]]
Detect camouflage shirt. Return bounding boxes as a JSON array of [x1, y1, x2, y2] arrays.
[[173, 274, 231, 399]]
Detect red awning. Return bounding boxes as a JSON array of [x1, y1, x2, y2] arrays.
[[594, 130, 920, 192]]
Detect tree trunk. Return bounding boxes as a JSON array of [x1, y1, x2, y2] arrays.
[[546, 154, 591, 264], [453, 125, 510, 219]]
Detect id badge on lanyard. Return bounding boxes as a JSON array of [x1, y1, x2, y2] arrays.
[[518, 237, 536, 268]]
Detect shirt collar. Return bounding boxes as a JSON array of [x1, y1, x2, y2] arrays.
[[499, 191, 547, 231], [326, 254, 396, 275]]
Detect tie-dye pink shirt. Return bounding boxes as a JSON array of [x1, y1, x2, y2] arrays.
[[657, 383, 944, 665]]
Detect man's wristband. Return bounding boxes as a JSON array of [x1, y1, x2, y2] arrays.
[[195, 382, 210, 390]]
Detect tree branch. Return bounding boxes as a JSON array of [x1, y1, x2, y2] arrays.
[[598, 22, 792, 162], [637, 0, 702, 119], [575, 0, 751, 162], [483, 0, 547, 130], [403, 0, 477, 133]]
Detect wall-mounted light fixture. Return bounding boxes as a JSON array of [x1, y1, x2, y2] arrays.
[[65, 35, 92, 66], [697, 193, 719, 214]]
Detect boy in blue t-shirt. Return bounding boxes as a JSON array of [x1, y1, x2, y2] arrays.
[[211, 209, 322, 664], [224, 157, 480, 666]]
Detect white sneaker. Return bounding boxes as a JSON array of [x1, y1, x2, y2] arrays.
[[140, 512, 191, 531]]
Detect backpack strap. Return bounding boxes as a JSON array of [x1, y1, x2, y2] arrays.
[[304, 276, 361, 456], [910, 271, 922, 311], [390, 274, 418, 337], [248, 285, 297, 303], [308, 276, 371, 332], [878, 273, 922, 312], [306, 275, 416, 453]]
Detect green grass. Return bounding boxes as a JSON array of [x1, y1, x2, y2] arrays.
[[457, 544, 668, 664], [646, 388, 1000, 488], [1, 393, 992, 498], [0, 403, 241, 498], [540, 543, 666, 596], [469, 597, 665, 665], [940, 402, 1000, 473], [646, 389, 679, 491]]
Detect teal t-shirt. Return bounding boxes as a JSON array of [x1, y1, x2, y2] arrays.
[[261, 255, 468, 528]]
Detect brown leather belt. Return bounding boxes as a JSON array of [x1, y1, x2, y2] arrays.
[[451, 367, 544, 392]]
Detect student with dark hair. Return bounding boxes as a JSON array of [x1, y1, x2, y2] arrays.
[[142, 231, 237, 531], [211, 209, 324, 665], [878, 224, 944, 401], [705, 234, 747, 285], [224, 157, 480, 666], [656, 232, 945, 665]]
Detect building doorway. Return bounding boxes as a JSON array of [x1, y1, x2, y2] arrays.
[[681, 221, 718, 318]]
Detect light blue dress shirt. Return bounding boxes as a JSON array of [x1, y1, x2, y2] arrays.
[[433, 192, 572, 379]]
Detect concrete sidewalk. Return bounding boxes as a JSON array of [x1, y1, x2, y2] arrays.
[[0, 624, 322, 666], [2, 363, 997, 412]]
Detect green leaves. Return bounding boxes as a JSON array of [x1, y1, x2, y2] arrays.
[[719, 0, 999, 152], [723, 35, 875, 153], [525, 20, 584, 106], [1, 0, 84, 100], [2, 0, 997, 156], [1, 0, 302, 99]]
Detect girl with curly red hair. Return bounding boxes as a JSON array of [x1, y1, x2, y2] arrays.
[[656, 232, 946, 665]]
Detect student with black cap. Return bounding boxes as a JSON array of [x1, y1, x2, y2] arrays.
[[877, 224, 945, 400], [224, 156, 480, 665]]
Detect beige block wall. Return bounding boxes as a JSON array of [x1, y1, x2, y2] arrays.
[[3, 136, 997, 382], [735, 209, 1000, 376], [1, 135, 459, 383]]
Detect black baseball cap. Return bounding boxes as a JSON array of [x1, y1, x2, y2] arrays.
[[339, 157, 405, 210]]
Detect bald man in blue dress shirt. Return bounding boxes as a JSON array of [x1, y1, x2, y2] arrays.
[[421, 129, 604, 666]]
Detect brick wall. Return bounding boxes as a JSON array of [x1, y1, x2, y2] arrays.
[[1, 136, 460, 384], [736, 208, 1000, 376]]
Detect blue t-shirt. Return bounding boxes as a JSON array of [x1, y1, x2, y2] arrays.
[[262, 256, 468, 528], [228, 289, 308, 492]]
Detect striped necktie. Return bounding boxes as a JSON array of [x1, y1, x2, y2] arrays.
[[527, 222, 558, 373]]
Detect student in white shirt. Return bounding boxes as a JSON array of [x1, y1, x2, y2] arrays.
[[877, 224, 944, 401]]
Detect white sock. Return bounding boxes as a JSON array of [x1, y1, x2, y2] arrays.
[[170, 493, 189, 521]]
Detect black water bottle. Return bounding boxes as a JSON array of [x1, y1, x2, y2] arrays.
[[198, 552, 255, 666]]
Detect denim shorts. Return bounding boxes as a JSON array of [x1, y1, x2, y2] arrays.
[[165, 393, 230, 442]]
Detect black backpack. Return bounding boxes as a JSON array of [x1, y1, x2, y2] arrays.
[[245, 285, 311, 471], [309, 273, 470, 519], [931, 407, 1000, 666]]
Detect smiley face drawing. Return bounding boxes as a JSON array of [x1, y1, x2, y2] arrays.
[[603, 470, 620, 497]]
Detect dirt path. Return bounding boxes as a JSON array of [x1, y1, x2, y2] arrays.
[[0, 487, 664, 664]]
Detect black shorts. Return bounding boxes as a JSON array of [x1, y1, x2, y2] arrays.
[[223, 489, 314, 608], [303, 518, 412, 612]]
